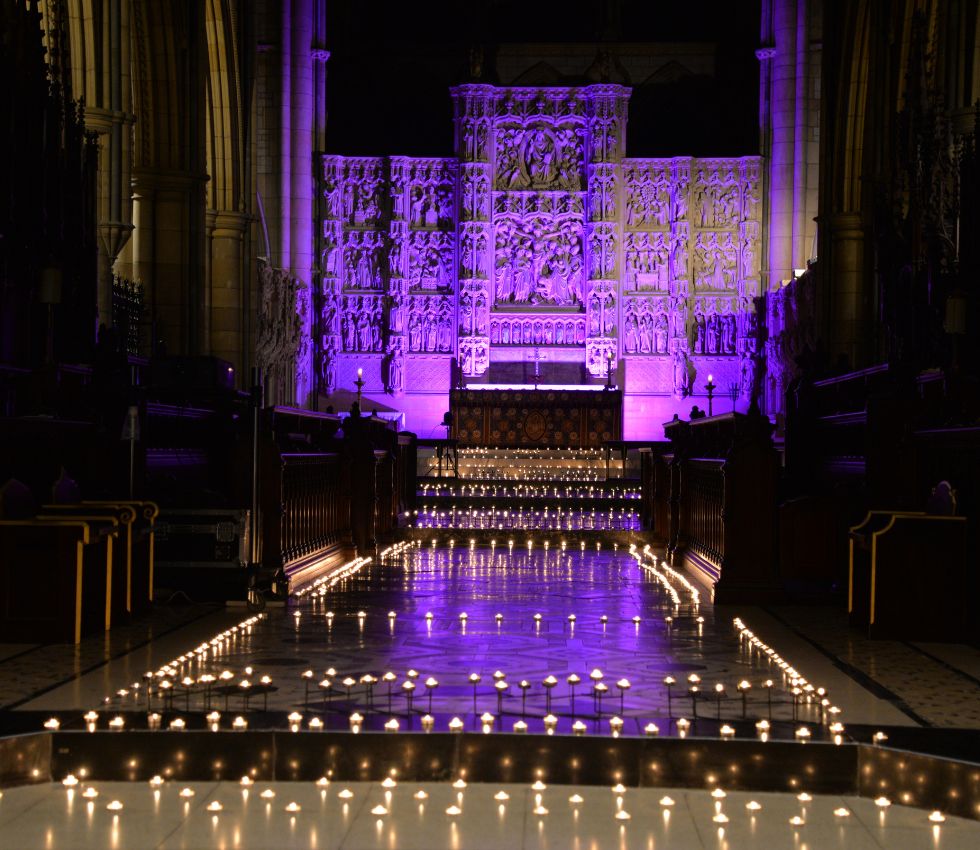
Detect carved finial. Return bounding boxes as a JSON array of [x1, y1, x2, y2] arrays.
[[468, 46, 484, 81]]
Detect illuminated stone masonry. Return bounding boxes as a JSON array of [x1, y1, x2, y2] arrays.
[[318, 85, 762, 431]]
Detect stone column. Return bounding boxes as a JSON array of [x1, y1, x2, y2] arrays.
[[451, 84, 495, 378], [290, 0, 315, 404], [584, 84, 630, 377], [210, 211, 248, 372], [130, 169, 207, 355], [766, 0, 797, 288], [829, 212, 869, 368]]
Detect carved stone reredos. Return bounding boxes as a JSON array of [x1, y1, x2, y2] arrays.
[[318, 84, 762, 388]]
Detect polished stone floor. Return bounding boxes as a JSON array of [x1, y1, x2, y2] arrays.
[[0, 780, 976, 850], [4, 545, 979, 738], [49, 546, 836, 728]]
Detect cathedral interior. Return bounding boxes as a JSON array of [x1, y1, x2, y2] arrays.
[[1, 0, 980, 847]]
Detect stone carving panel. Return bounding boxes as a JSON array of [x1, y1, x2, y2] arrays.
[[460, 336, 489, 377], [586, 279, 617, 338], [586, 337, 616, 377], [407, 231, 454, 291], [493, 215, 584, 307], [692, 163, 741, 229], [324, 159, 385, 228], [320, 93, 765, 404], [588, 163, 618, 221], [343, 231, 385, 291], [458, 284, 489, 337], [624, 162, 671, 229], [691, 295, 740, 355], [693, 232, 738, 291], [407, 162, 455, 231], [383, 338, 405, 395], [494, 123, 583, 192], [587, 223, 617, 279], [621, 296, 670, 355], [407, 295, 454, 353], [489, 315, 587, 346], [460, 164, 491, 222], [340, 294, 384, 353], [406, 357, 452, 393], [321, 220, 343, 279], [624, 231, 670, 291]]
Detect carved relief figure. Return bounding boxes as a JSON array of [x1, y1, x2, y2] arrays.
[[588, 225, 616, 279], [742, 181, 760, 220], [654, 313, 668, 354], [495, 123, 581, 191], [740, 351, 757, 399], [625, 232, 669, 290], [408, 232, 453, 291], [321, 342, 338, 392], [672, 349, 690, 397], [625, 167, 670, 229], [694, 233, 737, 291], [407, 297, 453, 353], [494, 216, 584, 307], [384, 346, 404, 394]]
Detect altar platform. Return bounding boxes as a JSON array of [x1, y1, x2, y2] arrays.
[[450, 386, 622, 448]]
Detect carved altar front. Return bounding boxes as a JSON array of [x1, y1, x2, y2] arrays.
[[451, 388, 621, 448]]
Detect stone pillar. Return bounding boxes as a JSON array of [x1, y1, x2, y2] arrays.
[[584, 84, 630, 377], [766, 0, 797, 288], [290, 0, 315, 405], [829, 212, 869, 368], [210, 211, 248, 372], [131, 170, 207, 356], [451, 84, 494, 378]]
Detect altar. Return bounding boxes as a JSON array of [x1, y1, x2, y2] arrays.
[[451, 387, 622, 448]]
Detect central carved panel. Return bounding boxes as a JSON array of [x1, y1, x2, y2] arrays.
[[493, 213, 584, 308]]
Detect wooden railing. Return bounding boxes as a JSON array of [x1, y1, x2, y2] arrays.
[[280, 453, 347, 565], [683, 459, 725, 567], [653, 413, 779, 603]]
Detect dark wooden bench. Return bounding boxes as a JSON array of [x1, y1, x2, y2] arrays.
[[849, 510, 968, 640], [0, 519, 115, 643], [81, 500, 159, 613], [39, 506, 132, 625]]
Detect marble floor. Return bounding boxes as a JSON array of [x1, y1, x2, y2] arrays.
[[2, 545, 979, 739], [18, 546, 869, 730], [0, 780, 975, 850]]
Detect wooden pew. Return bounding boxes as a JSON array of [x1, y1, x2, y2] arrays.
[[81, 500, 159, 612], [38, 507, 129, 624], [0, 519, 114, 642], [849, 511, 968, 640]]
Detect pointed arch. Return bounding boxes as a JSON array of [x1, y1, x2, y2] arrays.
[[204, 0, 243, 211]]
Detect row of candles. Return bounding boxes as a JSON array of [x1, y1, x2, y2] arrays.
[[449, 470, 609, 482], [417, 483, 641, 499], [411, 510, 640, 531], [52, 772, 957, 830], [456, 447, 606, 458], [54, 706, 819, 741]]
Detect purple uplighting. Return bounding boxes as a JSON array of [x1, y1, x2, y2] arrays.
[[317, 85, 765, 438]]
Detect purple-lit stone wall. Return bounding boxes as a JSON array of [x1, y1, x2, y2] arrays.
[[318, 85, 763, 438]]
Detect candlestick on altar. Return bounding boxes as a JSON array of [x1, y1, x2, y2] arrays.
[[354, 367, 365, 406], [706, 373, 716, 416]]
